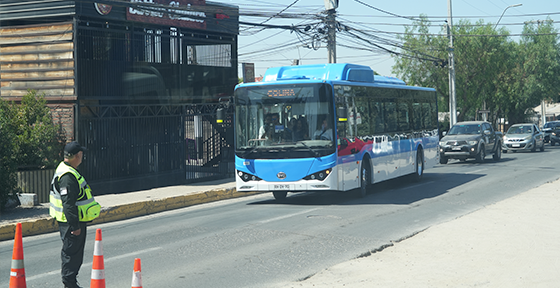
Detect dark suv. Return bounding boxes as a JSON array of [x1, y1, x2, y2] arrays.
[[439, 121, 503, 164], [542, 121, 560, 145]]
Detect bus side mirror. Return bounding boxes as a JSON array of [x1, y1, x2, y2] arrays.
[[338, 106, 348, 122], [216, 108, 224, 123]]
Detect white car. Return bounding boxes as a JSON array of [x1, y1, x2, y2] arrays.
[[502, 123, 545, 152]]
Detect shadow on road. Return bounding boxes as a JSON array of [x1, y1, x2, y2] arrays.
[[248, 172, 484, 206]]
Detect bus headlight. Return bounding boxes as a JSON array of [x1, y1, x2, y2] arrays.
[[237, 171, 262, 182], [303, 168, 332, 181]]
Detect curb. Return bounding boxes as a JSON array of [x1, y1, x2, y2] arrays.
[[0, 187, 256, 242]]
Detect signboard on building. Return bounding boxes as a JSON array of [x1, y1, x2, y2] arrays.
[[126, 0, 207, 30], [242, 63, 255, 83]]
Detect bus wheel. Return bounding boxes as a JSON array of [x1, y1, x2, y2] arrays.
[[412, 149, 424, 181], [273, 191, 287, 201], [358, 162, 371, 198]]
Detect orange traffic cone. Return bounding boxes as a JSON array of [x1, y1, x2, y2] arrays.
[[90, 229, 106, 288], [9, 223, 26, 288], [131, 258, 143, 288]]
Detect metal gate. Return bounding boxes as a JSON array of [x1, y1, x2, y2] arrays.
[[78, 102, 233, 194]]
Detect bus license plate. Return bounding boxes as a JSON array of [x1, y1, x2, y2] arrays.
[[272, 184, 291, 190]]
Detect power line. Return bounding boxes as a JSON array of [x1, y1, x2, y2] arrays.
[[352, 0, 426, 22]]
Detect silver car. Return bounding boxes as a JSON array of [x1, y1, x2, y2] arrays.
[[502, 123, 545, 152]]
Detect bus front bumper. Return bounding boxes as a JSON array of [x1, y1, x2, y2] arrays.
[[236, 172, 338, 192]]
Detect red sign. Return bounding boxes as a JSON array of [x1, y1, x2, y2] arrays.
[[127, 0, 207, 30], [94, 3, 113, 15]]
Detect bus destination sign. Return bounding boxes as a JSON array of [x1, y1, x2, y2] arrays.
[[267, 89, 296, 97]]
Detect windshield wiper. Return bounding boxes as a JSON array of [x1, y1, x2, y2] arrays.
[[298, 142, 320, 157], [242, 147, 259, 158]]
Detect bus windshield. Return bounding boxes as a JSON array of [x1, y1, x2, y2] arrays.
[[234, 83, 335, 159]]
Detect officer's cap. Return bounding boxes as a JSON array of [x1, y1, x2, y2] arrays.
[[64, 141, 87, 157]]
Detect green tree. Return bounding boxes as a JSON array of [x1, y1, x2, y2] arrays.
[[3, 90, 65, 170], [496, 19, 560, 124], [0, 100, 19, 211], [393, 17, 560, 126], [393, 18, 513, 123], [391, 15, 449, 111], [1, 90, 65, 210]]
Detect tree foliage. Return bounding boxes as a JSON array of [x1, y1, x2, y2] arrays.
[[0, 90, 65, 211], [2, 90, 65, 169], [392, 17, 560, 127], [0, 100, 19, 211]]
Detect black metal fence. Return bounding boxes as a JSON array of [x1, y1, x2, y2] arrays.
[[78, 102, 234, 195]]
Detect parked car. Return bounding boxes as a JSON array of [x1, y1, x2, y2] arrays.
[[541, 120, 560, 144], [439, 121, 503, 164], [502, 123, 545, 153]]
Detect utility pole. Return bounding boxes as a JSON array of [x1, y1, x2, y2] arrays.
[[325, 0, 338, 63], [447, 0, 457, 128]]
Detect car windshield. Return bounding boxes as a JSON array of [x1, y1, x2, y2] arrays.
[[507, 125, 532, 134], [447, 124, 481, 135], [544, 122, 560, 129]]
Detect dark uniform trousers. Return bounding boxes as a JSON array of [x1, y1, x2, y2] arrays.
[[58, 221, 87, 287]]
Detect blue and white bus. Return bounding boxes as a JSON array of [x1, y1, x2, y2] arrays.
[[233, 63, 439, 200]]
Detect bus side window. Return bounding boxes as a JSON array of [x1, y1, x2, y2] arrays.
[[384, 101, 397, 132], [371, 102, 383, 134], [355, 96, 370, 138]]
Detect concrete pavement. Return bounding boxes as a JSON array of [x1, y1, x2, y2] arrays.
[[284, 177, 560, 288], [3, 176, 560, 287]]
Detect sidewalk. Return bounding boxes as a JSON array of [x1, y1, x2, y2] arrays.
[[0, 178, 244, 241], [285, 177, 560, 288]]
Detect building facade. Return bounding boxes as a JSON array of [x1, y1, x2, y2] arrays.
[[1, 0, 238, 193]]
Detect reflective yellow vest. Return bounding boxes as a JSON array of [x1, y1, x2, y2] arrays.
[[50, 162, 100, 222]]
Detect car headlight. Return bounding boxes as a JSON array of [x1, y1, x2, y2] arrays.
[[439, 141, 446, 146], [468, 140, 478, 145], [553, 132, 557, 136]]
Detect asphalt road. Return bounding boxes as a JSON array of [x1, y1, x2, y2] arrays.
[[2, 145, 559, 287]]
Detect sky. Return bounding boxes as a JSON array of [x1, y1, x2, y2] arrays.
[[226, 0, 560, 79]]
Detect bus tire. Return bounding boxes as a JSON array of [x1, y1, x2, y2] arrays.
[[412, 148, 424, 181], [358, 159, 371, 198], [273, 191, 287, 201]]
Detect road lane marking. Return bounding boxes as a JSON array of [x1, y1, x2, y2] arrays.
[[25, 247, 163, 282], [466, 169, 488, 174], [257, 208, 320, 224]]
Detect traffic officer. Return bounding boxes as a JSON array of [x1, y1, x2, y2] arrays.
[[50, 141, 100, 288]]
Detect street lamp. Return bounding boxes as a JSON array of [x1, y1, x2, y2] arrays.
[[495, 4, 522, 28]]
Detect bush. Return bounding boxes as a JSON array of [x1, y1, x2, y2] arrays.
[[0, 90, 65, 211], [3, 90, 65, 170], [0, 100, 18, 211]]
